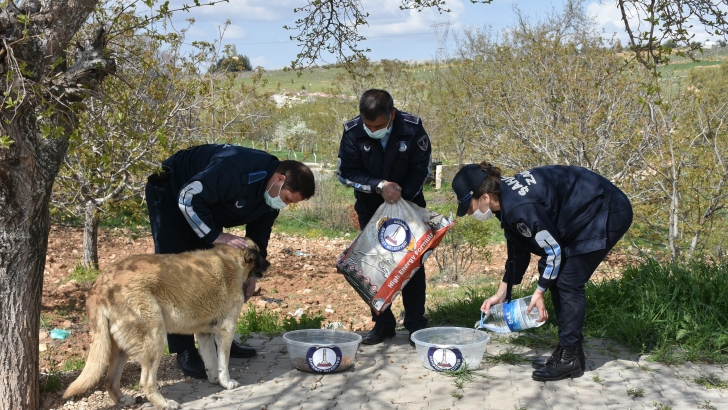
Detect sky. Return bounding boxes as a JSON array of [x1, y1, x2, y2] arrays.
[[161, 0, 727, 70]]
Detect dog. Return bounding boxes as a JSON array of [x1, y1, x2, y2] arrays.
[[63, 240, 269, 409]]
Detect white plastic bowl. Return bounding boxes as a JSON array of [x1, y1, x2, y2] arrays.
[[283, 329, 362, 373], [411, 327, 490, 371]]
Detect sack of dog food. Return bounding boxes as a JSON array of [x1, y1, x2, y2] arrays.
[[336, 201, 455, 314]]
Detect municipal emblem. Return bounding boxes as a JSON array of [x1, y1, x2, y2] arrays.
[[305, 346, 342, 373], [377, 218, 413, 252], [517, 223, 532, 237], [363, 143, 371, 152], [417, 135, 429, 151], [427, 347, 464, 372], [399, 141, 407, 152]]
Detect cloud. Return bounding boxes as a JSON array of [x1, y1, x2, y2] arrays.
[[361, 0, 465, 35], [250, 56, 272, 68]]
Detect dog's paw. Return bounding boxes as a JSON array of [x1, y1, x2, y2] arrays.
[[222, 379, 240, 390], [161, 399, 181, 409], [118, 394, 135, 407]]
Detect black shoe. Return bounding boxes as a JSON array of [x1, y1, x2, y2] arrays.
[[532, 345, 584, 381], [229, 340, 257, 359], [533, 344, 586, 371], [361, 325, 396, 345], [175, 349, 207, 379], [409, 332, 415, 347], [532, 345, 562, 369]]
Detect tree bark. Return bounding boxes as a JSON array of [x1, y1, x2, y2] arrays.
[[82, 201, 99, 269], [1, 1, 112, 407], [0, 119, 64, 410]]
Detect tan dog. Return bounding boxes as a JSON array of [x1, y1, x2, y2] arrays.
[[63, 241, 269, 409]]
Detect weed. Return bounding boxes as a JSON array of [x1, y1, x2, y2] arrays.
[[450, 391, 463, 399], [629, 363, 654, 372], [443, 363, 481, 388], [694, 373, 728, 389], [627, 387, 645, 397], [698, 400, 717, 410], [39, 354, 62, 394], [282, 312, 325, 331], [652, 401, 672, 410], [485, 347, 529, 365], [63, 356, 85, 371], [67, 264, 100, 284], [592, 375, 604, 383], [39, 312, 53, 328], [236, 305, 282, 338]]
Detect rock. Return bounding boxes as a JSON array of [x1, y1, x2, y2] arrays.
[[255, 300, 267, 309], [39, 343, 47, 352], [302, 289, 312, 294]]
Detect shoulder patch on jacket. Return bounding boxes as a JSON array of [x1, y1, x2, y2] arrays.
[[248, 171, 267, 184], [401, 113, 420, 125], [344, 116, 360, 131]]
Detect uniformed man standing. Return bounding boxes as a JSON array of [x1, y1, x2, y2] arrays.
[[337, 89, 432, 346], [145, 144, 315, 378]]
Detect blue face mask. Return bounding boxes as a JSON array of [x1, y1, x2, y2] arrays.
[[264, 181, 286, 210], [364, 117, 392, 140]]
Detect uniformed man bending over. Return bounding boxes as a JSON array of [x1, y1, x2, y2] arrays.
[[337, 89, 432, 346], [145, 144, 315, 379]]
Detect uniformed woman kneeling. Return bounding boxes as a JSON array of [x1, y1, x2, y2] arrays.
[[451, 162, 633, 381]]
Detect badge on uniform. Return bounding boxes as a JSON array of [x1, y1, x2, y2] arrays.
[[363, 143, 371, 152], [418, 135, 429, 151], [517, 223, 532, 238], [399, 142, 407, 152]]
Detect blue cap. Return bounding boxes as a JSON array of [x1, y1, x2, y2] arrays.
[[452, 164, 490, 217]]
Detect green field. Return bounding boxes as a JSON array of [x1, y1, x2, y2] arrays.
[[237, 63, 440, 95]]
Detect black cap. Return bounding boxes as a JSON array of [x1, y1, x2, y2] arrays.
[[452, 164, 490, 217]]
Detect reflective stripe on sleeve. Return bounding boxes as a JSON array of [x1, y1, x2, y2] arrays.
[[535, 230, 561, 280], [178, 181, 212, 238]]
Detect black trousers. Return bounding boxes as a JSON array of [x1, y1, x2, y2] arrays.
[[358, 209, 428, 332], [145, 178, 212, 353], [548, 190, 633, 348]]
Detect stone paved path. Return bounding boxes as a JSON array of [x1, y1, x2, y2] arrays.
[[153, 332, 727, 410]]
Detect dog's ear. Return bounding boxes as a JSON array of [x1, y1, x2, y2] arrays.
[[244, 247, 269, 278]]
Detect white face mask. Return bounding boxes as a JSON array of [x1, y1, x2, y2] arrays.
[[264, 181, 287, 210], [470, 197, 494, 221], [364, 117, 392, 140]]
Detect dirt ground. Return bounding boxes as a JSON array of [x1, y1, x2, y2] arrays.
[[39, 224, 629, 409]]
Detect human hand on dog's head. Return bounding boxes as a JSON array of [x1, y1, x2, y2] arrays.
[[213, 232, 249, 249]]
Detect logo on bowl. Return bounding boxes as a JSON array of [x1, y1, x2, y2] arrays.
[[377, 218, 412, 252], [427, 347, 464, 372], [306, 345, 342, 373]]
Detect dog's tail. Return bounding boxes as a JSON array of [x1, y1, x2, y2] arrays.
[[63, 306, 111, 398]]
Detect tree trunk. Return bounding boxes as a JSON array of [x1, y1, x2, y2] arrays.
[[0, 119, 67, 410], [82, 200, 99, 269]]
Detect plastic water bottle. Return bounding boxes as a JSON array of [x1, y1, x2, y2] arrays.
[[476, 296, 545, 333]]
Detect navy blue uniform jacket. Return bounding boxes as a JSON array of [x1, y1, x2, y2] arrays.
[[497, 166, 619, 292], [337, 110, 432, 216], [160, 144, 280, 257]]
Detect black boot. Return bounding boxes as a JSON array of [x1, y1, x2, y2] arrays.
[[229, 340, 257, 359], [532, 345, 584, 381], [532, 345, 561, 369], [175, 349, 207, 379], [361, 324, 396, 345], [533, 344, 586, 371]]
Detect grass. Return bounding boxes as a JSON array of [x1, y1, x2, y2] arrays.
[[67, 264, 100, 284], [592, 375, 604, 383], [584, 261, 728, 364], [699, 401, 718, 410], [652, 401, 673, 410], [62, 356, 85, 371], [426, 260, 728, 366], [484, 347, 530, 365], [694, 373, 728, 389], [236, 304, 326, 338], [627, 387, 645, 397]]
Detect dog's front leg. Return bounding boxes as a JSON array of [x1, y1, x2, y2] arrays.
[[196, 333, 219, 384], [214, 322, 240, 390]]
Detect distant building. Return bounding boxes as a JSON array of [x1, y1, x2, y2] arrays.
[[704, 40, 716, 49]]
